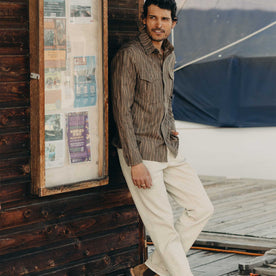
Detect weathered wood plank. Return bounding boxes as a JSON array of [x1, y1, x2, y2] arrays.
[[0, 206, 138, 256], [0, 30, 28, 55], [210, 187, 276, 209], [188, 250, 236, 268], [0, 82, 29, 108], [0, 56, 29, 82], [109, 21, 140, 33], [206, 203, 276, 231], [0, 2, 28, 29], [0, 133, 29, 157], [206, 180, 275, 202], [0, 108, 29, 133], [0, 156, 30, 182], [254, 266, 276, 276], [108, 0, 139, 9], [212, 209, 276, 235], [0, 225, 139, 275], [239, 251, 276, 275], [0, 187, 133, 230], [0, 180, 27, 204], [197, 232, 276, 252], [206, 198, 276, 224], [32, 248, 139, 276], [109, 9, 140, 21], [191, 253, 253, 276]]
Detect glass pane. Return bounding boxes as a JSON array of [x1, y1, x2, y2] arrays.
[[44, 0, 104, 187]]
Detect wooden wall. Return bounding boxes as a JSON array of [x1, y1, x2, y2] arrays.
[[0, 0, 145, 275], [108, 0, 144, 185]]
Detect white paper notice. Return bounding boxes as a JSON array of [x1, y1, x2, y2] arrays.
[[70, 0, 93, 23]]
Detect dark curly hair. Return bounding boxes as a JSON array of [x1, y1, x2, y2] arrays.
[[142, 0, 178, 22]]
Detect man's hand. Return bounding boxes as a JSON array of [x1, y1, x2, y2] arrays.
[[131, 163, 152, 189]]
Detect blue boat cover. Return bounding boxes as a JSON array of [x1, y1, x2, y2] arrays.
[[173, 0, 276, 127]]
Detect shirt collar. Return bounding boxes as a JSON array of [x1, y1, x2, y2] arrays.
[[138, 28, 174, 56]]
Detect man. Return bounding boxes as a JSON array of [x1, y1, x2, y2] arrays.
[[111, 1, 214, 275]]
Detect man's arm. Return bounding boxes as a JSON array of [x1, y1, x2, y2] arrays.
[[111, 48, 152, 189], [111, 48, 142, 166]]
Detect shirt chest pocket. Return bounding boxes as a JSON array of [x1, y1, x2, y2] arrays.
[[136, 72, 163, 104], [167, 70, 174, 96]]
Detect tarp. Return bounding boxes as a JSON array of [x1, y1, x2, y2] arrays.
[[172, 0, 276, 127]]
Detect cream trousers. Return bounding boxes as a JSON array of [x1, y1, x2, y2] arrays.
[[118, 148, 214, 276]]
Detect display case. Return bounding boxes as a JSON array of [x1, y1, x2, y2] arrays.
[[29, 0, 108, 196]]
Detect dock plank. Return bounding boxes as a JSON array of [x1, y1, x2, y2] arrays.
[[191, 253, 253, 276], [202, 178, 276, 241], [168, 177, 276, 252]]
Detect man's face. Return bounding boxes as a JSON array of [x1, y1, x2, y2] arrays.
[[143, 4, 176, 45]]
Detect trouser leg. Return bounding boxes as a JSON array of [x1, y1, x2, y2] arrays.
[[166, 153, 214, 252], [117, 149, 193, 276], [147, 150, 214, 274]]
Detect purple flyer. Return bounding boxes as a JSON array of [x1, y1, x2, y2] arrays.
[[67, 111, 91, 163]]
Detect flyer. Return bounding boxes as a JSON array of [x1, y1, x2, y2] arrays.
[[45, 69, 62, 90], [70, 0, 93, 23], [44, 18, 66, 50], [45, 90, 62, 112], [45, 50, 66, 69], [44, 0, 66, 18], [73, 56, 97, 107], [67, 111, 91, 163], [44, 18, 67, 69], [45, 140, 65, 169], [45, 114, 64, 141], [45, 69, 62, 111]]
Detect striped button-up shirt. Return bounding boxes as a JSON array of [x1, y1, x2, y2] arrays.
[[111, 29, 179, 166]]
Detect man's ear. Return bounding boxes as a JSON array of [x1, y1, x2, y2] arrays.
[[172, 20, 177, 29], [142, 18, 146, 26]]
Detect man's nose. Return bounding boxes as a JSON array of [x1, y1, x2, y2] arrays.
[[155, 18, 162, 28]]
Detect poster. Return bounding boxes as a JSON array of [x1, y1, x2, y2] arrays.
[[45, 69, 62, 90], [45, 113, 64, 141], [67, 111, 91, 163], [45, 69, 62, 111], [45, 114, 65, 168], [44, 18, 67, 69], [45, 141, 64, 168], [70, 0, 93, 23], [45, 50, 66, 69], [73, 56, 97, 107], [44, 0, 66, 18], [44, 18, 66, 50], [45, 90, 62, 111]]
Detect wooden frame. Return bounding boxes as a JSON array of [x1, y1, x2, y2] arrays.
[[29, 0, 108, 196]]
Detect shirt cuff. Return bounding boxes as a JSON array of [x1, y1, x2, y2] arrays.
[[123, 149, 143, 167]]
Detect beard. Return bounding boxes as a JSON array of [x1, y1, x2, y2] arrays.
[[146, 27, 167, 42]]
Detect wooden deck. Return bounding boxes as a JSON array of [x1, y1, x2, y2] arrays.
[[170, 176, 276, 250], [147, 246, 255, 276], [188, 249, 253, 276], [199, 176, 276, 249], [166, 176, 276, 275]]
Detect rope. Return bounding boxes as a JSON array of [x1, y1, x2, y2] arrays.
[[147, 241, 264, 256], [174, 21, 276, 72]]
